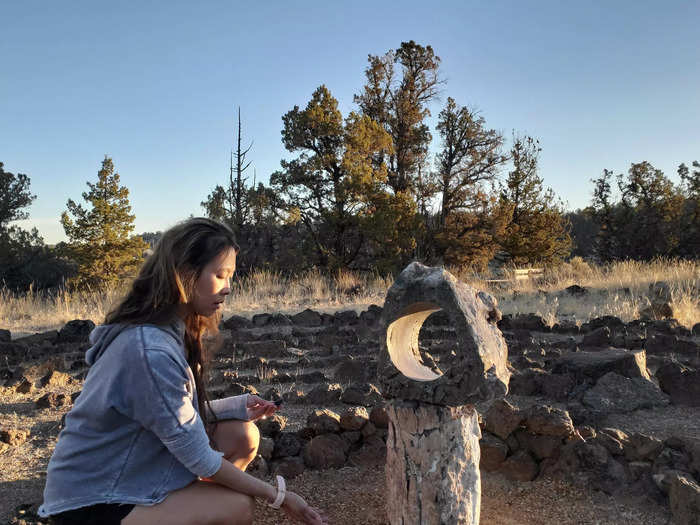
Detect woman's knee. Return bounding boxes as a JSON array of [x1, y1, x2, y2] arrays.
[[213, 492, 255, 525], [215, 420, 259, 460]]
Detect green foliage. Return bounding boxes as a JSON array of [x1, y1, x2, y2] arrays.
[[0, 162, 75, 290], [354, 41, 441, 196], [60, 156, 148, 289], [499, 136, 571, 265], [677, 161, 700, 258], [430, 97, 510, 268], [271, 85, 416, 271], [0, 162, 36, 227]]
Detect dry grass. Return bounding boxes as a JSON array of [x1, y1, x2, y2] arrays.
[[1, 259, 698, 337]]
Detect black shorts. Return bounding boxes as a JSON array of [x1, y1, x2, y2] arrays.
[[49, 503, 135, 524]]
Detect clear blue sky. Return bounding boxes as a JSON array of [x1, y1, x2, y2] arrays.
[[2, 1, 698, 244]]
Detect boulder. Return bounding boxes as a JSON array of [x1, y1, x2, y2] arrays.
[[273, 432, 302, 458], [581, 326, 611, 348], [669, 474, 700, 525], [222, 315, 252, 330], [657, 362, 700, 406], [552, 349, 650, 381], [498, 314, 549, 333], [303, 434, 347, 468], [624, 433, 663, 462], [305, 383, 342, 405], [484, 399, 524, 440], [339, 406, 369, 431], [479, 433, 508, 471], [305, 409, 341, 435], [377, 262, 509, 405], [237, 340, 288, 359], [0, 329, 11, 342], [56, 320, 95, 343], [256, 414, 287, 437], [514, 430, 562, 460], [258, 436, 274, 460], [291, 309, 323, 327], [41, 370, 72, 388], [340, 382, 383, 407], [498, 450, 538, 481], [524, 405, 575, 438], [369, 404, 389, 429], [334, 310, 359, 325], [35, 392, 71, 409], [0, 428, 30, 446], [507, 368, 547, 396], [271, 456, 306, 478], [582, 372, 670, 415], [564, 285, 588, 297], [640, 302, 675, 321], [334, 358, 373, 383], [347, 435, 386, 467]]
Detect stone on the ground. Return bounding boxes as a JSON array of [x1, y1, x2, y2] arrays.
[[305, 383, 342, 405], [258, 436, 274, 460], [514, 430, 562, 460], [35, 392, 71, 409], [15, 378, 33, 394], [0, 329, 11, 342], [1, 429, 30, 446], [479, 433, 508, 471], [656, 361, 700, 407], [305, 409, 341, 435], [56, 319, 95, 343], [524, 405, 575, 438], [340, 382, 382, 406], [669, 473, 700, 525], [369, 404, 389, 429], [378, 262, 509, 406], [624, 433, 663, 462], [347, 435, 386, 467], [582, 372, 670, 415], [291, 309, 322, 327], [273, 432, 302, 458], [498, 450, 538, 481], [339, 406, 369, 431], [256, 414, 287, 437], [222, 315, 252, 329], [271, 456, 306, 478], [303, 434, 347, 469], [41, 370, 71, 388], [552, 349, 650, 381], [334, 358, 372, 382], [484, 399, 524, 440]]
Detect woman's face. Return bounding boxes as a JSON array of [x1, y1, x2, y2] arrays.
[[191, 248, 236, 317]]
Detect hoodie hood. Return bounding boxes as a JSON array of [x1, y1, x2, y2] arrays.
[[85, 318, 186, 366]]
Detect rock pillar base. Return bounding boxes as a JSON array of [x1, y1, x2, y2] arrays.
[[386, 401, 481, 525]]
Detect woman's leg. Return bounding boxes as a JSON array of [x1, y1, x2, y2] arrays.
[[122, 481, 255, 525], [121, 420, 261, 524], [210, 419, 260, 471]]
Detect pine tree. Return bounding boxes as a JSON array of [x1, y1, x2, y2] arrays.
[[431, 98, 510, 268], [499, 136, 571, 265], [61, 156, 147, 289]]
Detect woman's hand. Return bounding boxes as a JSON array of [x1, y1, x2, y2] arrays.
[[281, 491, 328, 524], [245, 395, 278, 421]]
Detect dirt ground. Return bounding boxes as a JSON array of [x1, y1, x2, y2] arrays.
[[0, 382, 675, 525]]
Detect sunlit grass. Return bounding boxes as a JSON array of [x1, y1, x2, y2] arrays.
[[1, 258, 697, 336]]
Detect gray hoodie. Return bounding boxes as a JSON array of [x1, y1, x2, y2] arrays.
[[39, 318, 248, 517]]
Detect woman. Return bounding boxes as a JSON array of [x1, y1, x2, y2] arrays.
[[39, 217, 326, 524]]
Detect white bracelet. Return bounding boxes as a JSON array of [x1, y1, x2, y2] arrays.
[[268, 475, 286, 509]]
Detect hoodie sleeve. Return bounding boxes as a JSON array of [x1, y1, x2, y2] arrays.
[[205, 394, 249, 422], [122, 344, 223, 479]]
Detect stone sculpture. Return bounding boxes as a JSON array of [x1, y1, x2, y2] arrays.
[[378, 262, 510, 524]]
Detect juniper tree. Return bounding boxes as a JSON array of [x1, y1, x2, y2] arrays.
[[499, 136, 571, 265], [431, 98, 510, 268]]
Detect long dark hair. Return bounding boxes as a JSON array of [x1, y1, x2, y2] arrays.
[[105, 217, 239, 428]]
